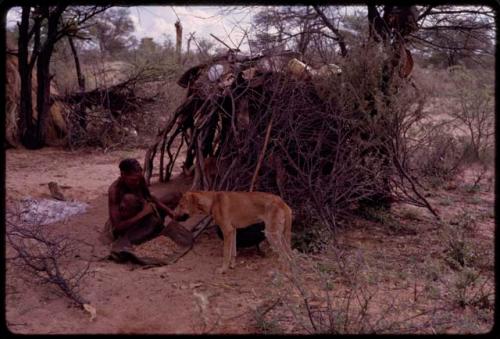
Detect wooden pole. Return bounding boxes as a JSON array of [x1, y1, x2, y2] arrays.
[[175, 20, 183, 64], [249, 116, 274, 192]]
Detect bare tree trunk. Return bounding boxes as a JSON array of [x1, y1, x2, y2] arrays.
[[32, 5, 66, 148], [297, 32, 310, 56], [32, 7, 59, 148], [185, 32, 194, 64], [175, 20, 183, 64], [35, 51, 51, 148], [18, 6, 37, 148], [361, 5, 420, 209], [367, 5, 390, 42], [68, 36, 87, 130], [313, 6, 348, 57], [17, 5, 107, 148], [17, 5, 66, 149]]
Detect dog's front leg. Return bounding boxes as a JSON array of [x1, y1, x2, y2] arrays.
[[216, 226, 233, 274]]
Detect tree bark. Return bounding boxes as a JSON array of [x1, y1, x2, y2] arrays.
[[175, 20, 182, 64], [313, 5, 348, 57], [367, 5, 390, 42], [35, 51, 51, 148], [18, 6, 35, 148], [362, 5, 406, 209], [68, 35, 87, 130], [16, 5, 108, 148], [32, 5, 66, 148]]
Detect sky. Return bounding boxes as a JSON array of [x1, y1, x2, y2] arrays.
[[130, 6, 256, 51], [5, 6, 369, 54], [6, 6, 258, 52]]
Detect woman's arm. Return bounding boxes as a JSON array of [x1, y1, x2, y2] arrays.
[[149, 195, 174, 218], [108, 186, 154, 232]]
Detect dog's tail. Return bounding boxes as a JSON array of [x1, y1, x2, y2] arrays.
[[283, 204, 293, 258]]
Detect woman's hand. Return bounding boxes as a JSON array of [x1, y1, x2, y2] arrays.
[[141, 202, 155, 216]]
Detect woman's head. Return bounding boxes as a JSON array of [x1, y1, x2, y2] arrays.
[[119, 158, 143, 190]]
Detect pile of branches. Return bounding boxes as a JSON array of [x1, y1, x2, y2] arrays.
[[56, 70, 158, 117], [55, 66, 167, 149], [144, 44, 438, 231]]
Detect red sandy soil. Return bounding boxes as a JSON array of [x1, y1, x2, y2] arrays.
[[5, 147, 288, 334], [5, 147, 495, 334]]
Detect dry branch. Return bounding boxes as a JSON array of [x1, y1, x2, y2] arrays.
[[249, 115, 274, 192], [56, 70, 156, 115], [6, 205, 95, 318]]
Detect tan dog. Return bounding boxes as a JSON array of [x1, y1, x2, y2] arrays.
[[173, 191, 293, 274]]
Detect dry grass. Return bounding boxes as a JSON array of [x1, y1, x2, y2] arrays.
[[246, 64, 495, 332], [251, 168, 494, 333]]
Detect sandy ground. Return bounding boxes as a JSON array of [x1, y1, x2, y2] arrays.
[[4, 147, 495, 334], [6, 147, 154, 203], [5, 147, 289, 334]]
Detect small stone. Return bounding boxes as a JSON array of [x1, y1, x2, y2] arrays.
[[189, 282, 202, 289]]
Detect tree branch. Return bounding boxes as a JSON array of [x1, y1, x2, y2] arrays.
[[313, 5, 347, 56]]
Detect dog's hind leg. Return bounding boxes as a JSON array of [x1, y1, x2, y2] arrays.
[[283, 206, 293, 258], [268, 210, 293, 263], [230, 227, 237, 269], [278, 236, 292, 262], [264, 226, 288, 263], [256, 243, 265, 257], [264, 230, 280, 255], [265, 227, 292, 274]]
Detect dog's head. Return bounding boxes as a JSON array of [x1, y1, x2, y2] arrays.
[[173, 192, 205, 221]]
